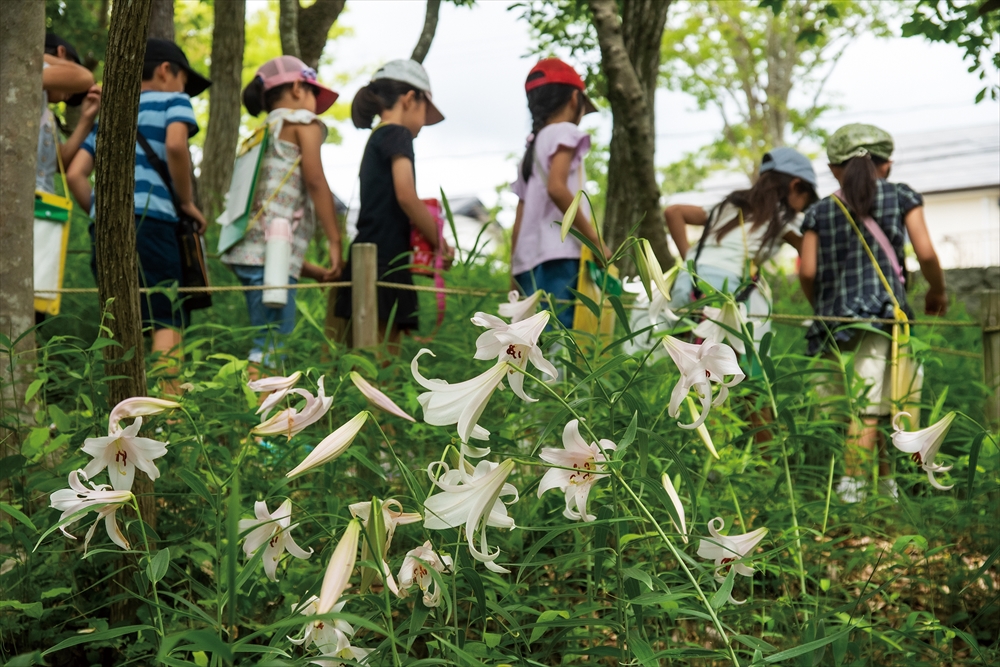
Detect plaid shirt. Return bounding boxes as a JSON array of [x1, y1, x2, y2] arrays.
[[801, 180, 922, 355]]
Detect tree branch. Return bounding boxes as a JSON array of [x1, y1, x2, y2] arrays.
[[278, 0, 301, 59], [298, 0, 346, 69], [411, 0, 442, 64]]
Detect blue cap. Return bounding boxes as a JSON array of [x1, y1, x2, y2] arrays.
[[759, 147, 816, 188]]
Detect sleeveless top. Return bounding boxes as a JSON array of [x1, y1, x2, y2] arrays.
[[220, 108, 327, 278]]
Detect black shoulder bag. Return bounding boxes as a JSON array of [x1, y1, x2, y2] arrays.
[[136, 131, 212, 311]]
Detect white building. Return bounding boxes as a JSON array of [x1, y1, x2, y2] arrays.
[[665, 123, 1000, 269]]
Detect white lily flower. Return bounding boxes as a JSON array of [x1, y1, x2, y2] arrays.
[[249, 371, 303, 417], [253, 377, 333, 439], [661, 473, 687, 544], [892, 411, 956, 490], [238, 499, 312, 582], [472, 310, 557, 403], [423, 458, 518, 573], [397, 541, 453, 607], [349, 498, 421, 593], [310, 635, 373, 667], [288, 598, 355, 655], [411, 349, 506, 446], [81, 416, 169, 491], [662, 336, 745, 430], [693, 302, 749, 355], [349, 372, 415, 422], [318, 520, 360, 614], [498, 290, 542, 323], [286, 412, 368, 478], [107, 397, 180, 433], [697, 516, 768, 604], [49, 470, 132, 554], [648, 286, 680, 328], [537, 420, 616, 522]]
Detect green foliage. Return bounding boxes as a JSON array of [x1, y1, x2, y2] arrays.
[[45, 0, 108, 71], [662, 0, 896, 179], [901, 0, 1000, 102]]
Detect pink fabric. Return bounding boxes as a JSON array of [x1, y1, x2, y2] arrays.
[[835, 189, 905, 285], [511, 122, 590, 275]]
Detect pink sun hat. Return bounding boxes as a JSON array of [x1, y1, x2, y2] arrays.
[[257, 56, 339, 114]]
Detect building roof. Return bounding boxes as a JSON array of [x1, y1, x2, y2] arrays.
[[665, 123, 1000, 205]]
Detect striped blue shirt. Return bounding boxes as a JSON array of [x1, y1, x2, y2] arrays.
[[82, 91, 198, 223]]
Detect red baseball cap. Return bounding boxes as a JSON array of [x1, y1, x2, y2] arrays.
[[525, 58, 597, 115], [257, 56, 339, 114]]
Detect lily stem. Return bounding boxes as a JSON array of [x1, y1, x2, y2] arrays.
[[131, 496, 165, 642]]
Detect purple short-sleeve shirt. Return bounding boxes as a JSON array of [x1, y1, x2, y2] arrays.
[[511, 122, 591, 275]]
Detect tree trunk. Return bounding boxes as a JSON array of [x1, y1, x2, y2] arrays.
[[411, 0, 442, 64], [0, 0, 44, 513], [94, 0, 153, 623], [590, 0, 671, 270], [200, 0, 246, 221], [278, 0, 301, 59], [297, 0, 345, 70], [148, 0, 174, 41]]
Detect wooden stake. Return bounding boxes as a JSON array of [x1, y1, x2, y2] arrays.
[[983, 289, 1000, 429], [352, 243, 378, 348]]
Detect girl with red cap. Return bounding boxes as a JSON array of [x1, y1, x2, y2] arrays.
[[221, 56, 344, 369], [511, 58, 604, 329]]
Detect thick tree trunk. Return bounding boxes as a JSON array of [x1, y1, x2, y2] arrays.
[[0, 0, 44, 512], [590, 0, 671, 269], [148, 0, 174, 41], [297, 0, 345, 70], [411, 0, 442, 64], [278, 0, 301, 59], [95, 0, 153, 623], [200, 0, 246, 221]]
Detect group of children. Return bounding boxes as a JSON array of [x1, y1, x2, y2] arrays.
[[38, 40, 946, 502]]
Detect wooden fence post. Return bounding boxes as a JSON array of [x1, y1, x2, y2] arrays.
[[351, 243, 378, 348], [983, 289, 1000, 429]]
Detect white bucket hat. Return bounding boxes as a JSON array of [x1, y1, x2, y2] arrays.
[[372, 59, 444, 125]]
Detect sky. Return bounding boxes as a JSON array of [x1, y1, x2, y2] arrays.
[[256, 0, 1000, 221]]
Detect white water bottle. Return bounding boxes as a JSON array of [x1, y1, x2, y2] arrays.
[[263, 217, 292, 308]]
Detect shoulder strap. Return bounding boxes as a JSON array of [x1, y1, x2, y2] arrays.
[[50, 117, 70, 198], [136, 130, 181, 210], [692, 202, 724, 267], [833, 189, 904, 286]]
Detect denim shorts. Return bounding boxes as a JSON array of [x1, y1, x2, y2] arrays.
[[514, 258, 579, 329], [230, 264, 298, 365]]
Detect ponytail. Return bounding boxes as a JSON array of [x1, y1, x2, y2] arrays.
[[838, 154, 881, 217], [242, 76, 266, 116], [519, 77, 578, 182], [351, 79, 422, 129]]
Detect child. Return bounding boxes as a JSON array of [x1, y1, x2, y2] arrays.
[[664, 147, 819, 346], [511, 58, 603, 330], [220, 56, 343, 368], [799, 123, 947, 502], [68, 38, 211, 396], [333, 59, 450, 349], [36, 34, 100, 322]]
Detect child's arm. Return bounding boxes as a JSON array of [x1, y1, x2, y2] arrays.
[[42, 54, 94, 99], [301, 261, 328, 282], [903, 205, 947, 315], [799, 230, 818, 304], [66, 150, 94, 211], [59, 85, 100, 166], [510, 200, 524, 290], [164, 121, 207, 233], [296, 122, 343, 279], [547, 147, 608, 257], [392, 156, 453, 259], [663, 204, 707, 259], [782, 231, 803, 253]]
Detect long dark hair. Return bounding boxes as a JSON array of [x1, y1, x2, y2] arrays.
[[519, 73, 578, 181], [242, 76, 320, 116], [351, 78, 423, 129], [836, 154, 888, 217], [711, 170, 818, 260]]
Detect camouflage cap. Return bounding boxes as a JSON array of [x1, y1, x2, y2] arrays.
[[826, 123, 894, 164]]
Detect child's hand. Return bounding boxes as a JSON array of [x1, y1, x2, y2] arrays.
[[327, 241, 343, 280], [81, 85, 102, 121], [925, 289, 948, 316], [180, 202, 208, 234]]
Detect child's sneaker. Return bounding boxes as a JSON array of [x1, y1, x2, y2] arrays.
[[836, 475, 867, 503]]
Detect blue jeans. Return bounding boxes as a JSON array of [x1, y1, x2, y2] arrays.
[[231, 264, 298, 365], [514, 258, 579, 329]]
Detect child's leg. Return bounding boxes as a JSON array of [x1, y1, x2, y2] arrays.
[[151, 327, 183, 397]]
